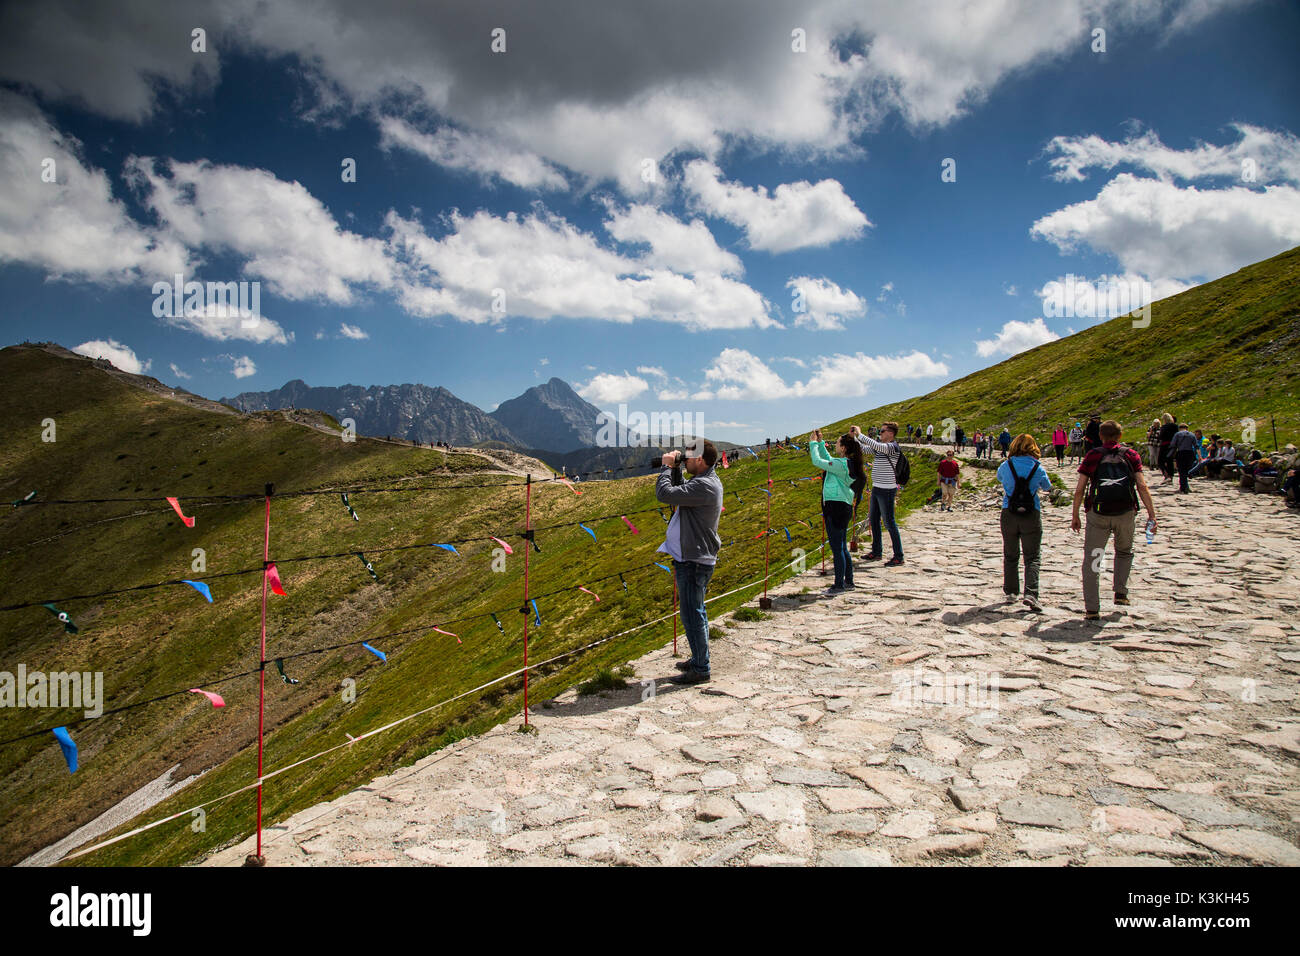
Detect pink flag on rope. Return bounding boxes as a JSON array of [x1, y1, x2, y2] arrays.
[[166, 497, 195, 527], [621, 515, 639, 534], [431, 626, 462, 645], [558, 478, 582, 495], [188, 688, 225, 708], [265, 562, 287, 596], [490, 536, 514, 554], [578, 586, 601, 602]]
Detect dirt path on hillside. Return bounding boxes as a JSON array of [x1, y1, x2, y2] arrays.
[[200, 459, 1299, 867]]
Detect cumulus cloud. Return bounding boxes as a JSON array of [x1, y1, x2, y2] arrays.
[[159, 299, 291, 345], [386, 207, 775, 329], [974, 318, 1060, 358], [377, 115, 567, 191], [1034, 273, 1192, 322], [787, 276, 868, 330], [2, 1, 1241, 194], [231, 355, 256, 378], [0, 92, 190, 284], [73, 339, 150, 374], [1043, 123, 1300, 186], [339, 322, 368, 340], [701, 348, 948, 401], [604, 204, 743, 276], [1031, 173, 1300, 283], [126, 156, 394, 304], [169, 362, 191, 380], [683, 160, 869, 253], [577, 371, 649, 405]]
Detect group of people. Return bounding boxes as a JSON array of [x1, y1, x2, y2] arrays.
[[652, 408, 1292, 686]]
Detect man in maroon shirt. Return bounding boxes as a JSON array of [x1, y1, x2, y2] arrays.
[[937, 449, 960, 511], [1070, 420, 1158, 620]]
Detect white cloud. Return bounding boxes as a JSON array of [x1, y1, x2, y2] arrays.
[[126, 155, 394, 304], [787, 276, 868, 331], [636, 365, 666, 380], [702, 347, 948, 401], [974, 318, 1060, 358], [377, 115, 567, 191], [231, 355, 256, 378], [73, 339, 149, 374], [0, 92, 190, 284], [169, 362, 191, 380], [539, 357, 550, 366], [657, 388, 689, 401], [161, 300, 291, 344], [604, 204, 743, 276], [683, 160, 869, 253], [339, 322, 368, 340], [1043, 123, 1300, 186], [577, 372, 649, 405], [1, 1, 1248, 194], [1031, 172, 1300, 283], [386, 207, 776, 330], [1004, 284, 1018, 296]]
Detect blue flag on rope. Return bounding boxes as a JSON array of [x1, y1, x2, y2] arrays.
[[580, 523, 597, 542], [530, 599, 541, 626], [433, 543, 459, 555], [656, 563, 671, 572], [52, 727, 77, 773], [783, 527, 791, 542], [362, 642, 387, 663], [181, 580, 213, 603]]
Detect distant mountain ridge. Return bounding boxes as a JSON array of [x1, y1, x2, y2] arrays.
[[489, 377, 604, 452], [221, 379, 523, 447]]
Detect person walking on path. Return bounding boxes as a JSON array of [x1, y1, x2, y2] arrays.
[[954, 425, 965, 451], [1052, 425, 1067, 466], [973, 430, 984, 459], [810, 429, 866, 593], [997, 434, 1055, 611], [851, 422, 905, 566], [1068, 421, 1085, 463], [926, 423, 934, 444], [1170, 422, 1199, 494], [1157, 412, 1178, 483], [656, 441, 724, 685], [998, 428, 1012, 458], [1146, 418, 1162, 469], [938, 448, 961, 511], [1070, 420, 1158, 621], [1083, 414, 1102, 454]]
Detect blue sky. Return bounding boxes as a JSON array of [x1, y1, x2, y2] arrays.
[[2, 0, 1298, 441]]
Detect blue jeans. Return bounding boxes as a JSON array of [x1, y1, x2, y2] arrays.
[[674, 559, 715, 675], [869, 487, 903, 559], [823, 500, 853, 587]]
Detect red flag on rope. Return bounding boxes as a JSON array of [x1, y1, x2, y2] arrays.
[[166, 497, 195, 527], [265, 562, 287, 595]]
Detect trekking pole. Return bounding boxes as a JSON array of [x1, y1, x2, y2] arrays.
[[1271, 414, 1278, 452]]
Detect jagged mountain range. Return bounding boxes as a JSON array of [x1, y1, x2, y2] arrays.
[[222, 376, 604, 453]]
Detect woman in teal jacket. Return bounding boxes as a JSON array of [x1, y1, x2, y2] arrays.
[[810, 428, 866, 593]]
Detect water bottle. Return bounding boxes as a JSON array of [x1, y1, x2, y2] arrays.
[[1145, 519, 1155, 544]]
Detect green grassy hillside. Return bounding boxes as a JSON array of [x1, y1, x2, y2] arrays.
[[825, 245, 1300, 449], [1, 345, 918, 866]]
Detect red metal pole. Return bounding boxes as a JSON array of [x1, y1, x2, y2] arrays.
[[760, 439, 773, 609], [522, 475, 531, 727], [255, 483, 271, 861]]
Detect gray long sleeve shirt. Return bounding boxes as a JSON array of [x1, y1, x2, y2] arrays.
[[655, 463, 723, 564]]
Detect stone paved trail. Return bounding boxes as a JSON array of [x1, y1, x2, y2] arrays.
[[206, 456, 1300, 867]]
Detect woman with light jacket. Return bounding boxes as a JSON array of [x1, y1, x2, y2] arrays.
[[810, 428, 867, 594]]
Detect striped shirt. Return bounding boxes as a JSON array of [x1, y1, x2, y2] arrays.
[[856, 435, 901, 490]]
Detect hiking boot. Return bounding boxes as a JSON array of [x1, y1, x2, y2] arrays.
[[1084, 612, 1101, 621], [1023, 594, 1042, 612], [824, 586, 845, 596], [674, 659, 693, 672], [1114, 595, 1130, 606], [668, 669, 711, 685], [863, 553, 882, 562], [1003, 593, 1018, 604], [885, 556, 904, 567]]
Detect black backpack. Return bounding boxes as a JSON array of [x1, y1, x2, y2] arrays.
[[1007, 460, 1039, 513], [888, 443, 910, 487], [1089, 447, 1138, 514]]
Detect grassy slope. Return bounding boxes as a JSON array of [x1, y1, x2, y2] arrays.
[[820, 245, 1300, 448], [1, 346, 937, 865]]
